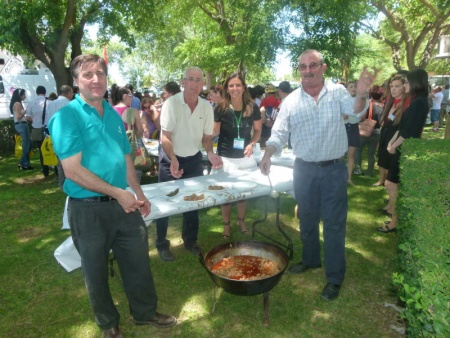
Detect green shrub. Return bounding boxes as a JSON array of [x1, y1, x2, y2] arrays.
[[0, 119, 16, 156], [393, 138, 450, 337]]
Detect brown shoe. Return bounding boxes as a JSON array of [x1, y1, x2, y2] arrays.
[[134, 312, 177, 328], [103, 326, 123, 338]]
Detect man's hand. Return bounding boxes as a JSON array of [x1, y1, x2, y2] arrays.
[[139, 199, 151, 217], [116, 190, 146, 214], [259, 157, 272, 176], [170, 158, 183, 178], [208, 152, 223, 170], [357, 66, 379, 96]]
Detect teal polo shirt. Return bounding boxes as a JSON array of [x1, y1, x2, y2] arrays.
[[48, 94, 131, 198]]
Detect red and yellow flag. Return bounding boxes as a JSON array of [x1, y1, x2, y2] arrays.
[[103, 46, 108, 65]]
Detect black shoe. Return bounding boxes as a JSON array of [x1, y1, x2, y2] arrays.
[[18, 164, 35, 170], [381, 209, 392, 217], [103, 326, 123, 338], [157, 248, 175, 261], [287, 262, 321, 274], [377, 225, 396, 233], [321, 283, 341, 301], [185, 243, 203, 255], [134, 312, 177, 328]]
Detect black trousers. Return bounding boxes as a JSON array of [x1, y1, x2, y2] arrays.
[[156, 150, 203, 250], [68, 199, 158, 330], [33, 138, 49, 175]]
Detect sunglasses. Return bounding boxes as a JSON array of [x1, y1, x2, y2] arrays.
[[142, 106, 150, 109]]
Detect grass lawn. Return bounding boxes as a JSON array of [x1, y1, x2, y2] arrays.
[[0, 125, 444, 337]]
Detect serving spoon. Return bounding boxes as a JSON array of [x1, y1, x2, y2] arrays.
[[268, 174, 280, 199]]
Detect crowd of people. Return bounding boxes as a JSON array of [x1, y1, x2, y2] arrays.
[[341, 70, 441, 233], [10, 50, 446, 337], [11, 85, 74, 176]]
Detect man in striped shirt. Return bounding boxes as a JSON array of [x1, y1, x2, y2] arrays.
[[259, 49, 378, 301]]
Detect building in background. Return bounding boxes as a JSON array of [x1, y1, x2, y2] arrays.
[[0, 50, 56, 119]]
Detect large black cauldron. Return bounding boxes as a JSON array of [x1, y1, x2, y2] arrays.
[[200, 240, 289, 296]]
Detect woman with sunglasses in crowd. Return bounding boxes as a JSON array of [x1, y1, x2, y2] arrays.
[[141, 97, 160, 139]]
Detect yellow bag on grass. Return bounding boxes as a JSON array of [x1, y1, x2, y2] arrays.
[[14, 134, 34, 159], [15, 134, 22, 158], [41, 136, 58, 166]]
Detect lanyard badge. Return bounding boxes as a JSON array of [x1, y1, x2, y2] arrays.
[[232, 106, 245, 149]]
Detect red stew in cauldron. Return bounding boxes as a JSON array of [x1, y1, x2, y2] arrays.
[[210, 255, 280, 281]]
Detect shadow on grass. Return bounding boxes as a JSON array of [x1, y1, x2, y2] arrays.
[[0, 153, 404, 337]]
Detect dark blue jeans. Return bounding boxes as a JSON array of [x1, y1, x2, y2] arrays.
[[156, 151, 203, 250], [68, 199, 158, 330], [15, 123, 31, 167], [293, 158, 348, 285], [355, 133, 380, 176]]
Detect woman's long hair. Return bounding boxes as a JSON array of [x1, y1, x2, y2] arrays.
[[380, 74, 409, 126], [407, 69, 429, 97], [110, 84, 131, 106], [9, 88, 25, 115], [217, 73, 253, 117]]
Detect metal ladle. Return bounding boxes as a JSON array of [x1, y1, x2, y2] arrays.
[[268, 174, 280, 199]]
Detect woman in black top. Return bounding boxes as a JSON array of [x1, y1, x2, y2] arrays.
[[375, 74, 409, 187], [213, 73, 262, 238], [377, 69, 429, 233]]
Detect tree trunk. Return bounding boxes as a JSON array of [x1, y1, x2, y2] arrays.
[[445, 115, 450, 139], [205, 71, 212, 91]]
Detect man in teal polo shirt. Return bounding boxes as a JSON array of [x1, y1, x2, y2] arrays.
[[49, 54, 176, 337]]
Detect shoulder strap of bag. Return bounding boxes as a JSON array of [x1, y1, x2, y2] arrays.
[[42, 98, 48, 125]]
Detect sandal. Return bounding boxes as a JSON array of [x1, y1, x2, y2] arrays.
[[222, 222, 231, 239], [237, 217, 248, 234]]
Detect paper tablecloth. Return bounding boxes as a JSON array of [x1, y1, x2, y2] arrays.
[[55, 165, 294, 272]]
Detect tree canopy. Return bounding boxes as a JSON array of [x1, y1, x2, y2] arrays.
[[123, 0, 287, 86], [363, 0, 450, 70], [1, 0, 449, 89], [0, 0, 139, 89]]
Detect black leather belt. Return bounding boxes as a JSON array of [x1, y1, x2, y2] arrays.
[[15, 121, 27, 125], [302, 157, 344, 167], [69, 196, 116, 202]]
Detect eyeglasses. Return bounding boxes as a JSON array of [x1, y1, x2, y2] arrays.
[[142, 106, 150, 109], [298, 63, 322, 71], [185, 77, 203, 83]]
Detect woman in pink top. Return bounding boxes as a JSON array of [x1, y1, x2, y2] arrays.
[[110, 84, 144, 138]]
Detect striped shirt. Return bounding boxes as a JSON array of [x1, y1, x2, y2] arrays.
[[266, 81, 368, 162]]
